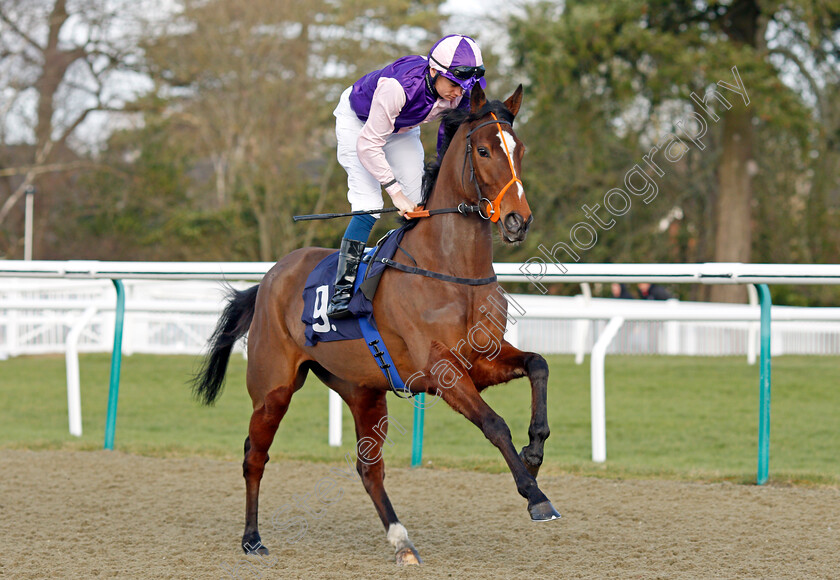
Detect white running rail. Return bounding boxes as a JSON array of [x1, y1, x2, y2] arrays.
[[2, 261, 840, 459]]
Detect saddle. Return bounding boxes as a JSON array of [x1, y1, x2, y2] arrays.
[[301, 225, 413, 394]]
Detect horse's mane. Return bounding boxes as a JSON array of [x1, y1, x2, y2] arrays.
[[419, 100, 515, 206]]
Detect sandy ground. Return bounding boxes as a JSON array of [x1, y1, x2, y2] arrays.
[[0, 449, 838, 579]]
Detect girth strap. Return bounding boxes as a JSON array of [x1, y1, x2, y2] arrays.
[[373, 257, 497, 286]]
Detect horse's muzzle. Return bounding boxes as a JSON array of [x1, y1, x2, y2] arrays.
[[501, 212, 532, 243]]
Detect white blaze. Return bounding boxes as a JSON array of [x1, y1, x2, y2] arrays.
[[497, 129, 523, 199]]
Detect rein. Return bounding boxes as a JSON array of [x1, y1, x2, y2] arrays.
[[363, 225, 497, 287], [402, 203, 483, 219]]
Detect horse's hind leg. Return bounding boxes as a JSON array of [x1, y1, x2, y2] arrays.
[[344, 388, 421, 566], [241, 365, 307, 555]]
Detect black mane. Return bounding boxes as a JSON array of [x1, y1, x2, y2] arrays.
[[419, 99, 515, 206]]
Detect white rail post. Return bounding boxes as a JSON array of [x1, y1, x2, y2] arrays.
[[665, 298, 680, 355], [24, 186, 34, 261], [505, 310, 520, 348], [574, 284, 592, 365], [8, 286, 20, 357], [590, 316, 624, 463], [65, 306, 98, 437], [328, 390, 343, 447]]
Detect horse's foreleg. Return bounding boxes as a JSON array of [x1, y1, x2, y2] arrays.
[[519, 352, 550, 478], [242, 387, 293, 555], [429, 345, 560, 522], [470, 341, 550, 478], [345, 388, 421, 566]]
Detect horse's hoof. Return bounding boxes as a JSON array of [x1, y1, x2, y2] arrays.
[[395, 547, 422, 566], [242, 538, 269, 555], [529, 500, 562, 522]]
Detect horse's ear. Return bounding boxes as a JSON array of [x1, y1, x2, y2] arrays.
[[504, 84, 524, 117], [470, 84, 486, 113]]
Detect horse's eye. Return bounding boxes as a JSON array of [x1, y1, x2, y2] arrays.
[[477, 147, 490, 158]]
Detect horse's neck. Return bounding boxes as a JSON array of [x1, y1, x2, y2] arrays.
[[402, 138, 495, 278]]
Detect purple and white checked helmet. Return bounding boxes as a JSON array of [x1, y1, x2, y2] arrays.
[[428, 34, 487, 92]]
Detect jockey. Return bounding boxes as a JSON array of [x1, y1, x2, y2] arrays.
[[327, 34, 487, 319]]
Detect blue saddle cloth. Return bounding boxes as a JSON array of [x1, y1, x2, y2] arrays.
[[301, 225, 409, 345], [300, 226, 412, 393], [300, 250, 366, 345]]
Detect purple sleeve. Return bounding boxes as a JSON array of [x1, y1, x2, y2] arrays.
[[436, 122, 447, 160]]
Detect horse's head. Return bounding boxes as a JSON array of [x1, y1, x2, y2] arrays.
[[464, 84, 531, 243]]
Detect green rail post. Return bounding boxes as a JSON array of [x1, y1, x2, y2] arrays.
[[104, 279, 125, 450], [411, 393, 426, 467], [756, 284, 772, 485]]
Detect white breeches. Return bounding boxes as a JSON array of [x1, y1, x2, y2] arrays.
[[334, 87, 425, 213]]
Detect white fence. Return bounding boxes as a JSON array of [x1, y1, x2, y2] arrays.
[[0, 279, 250, 359], [2, 261, 839, 478], [515, 297, 840, 357], [3, 278, 840, 359]]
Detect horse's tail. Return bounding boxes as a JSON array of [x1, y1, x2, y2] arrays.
[[192, 284, 259, 406]]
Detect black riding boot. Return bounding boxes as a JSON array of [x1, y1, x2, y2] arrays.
[[326, 238, 366, 319]]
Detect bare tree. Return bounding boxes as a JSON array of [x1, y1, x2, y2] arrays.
[[142, 0, 443, 260], [0, 0, 149, 255]]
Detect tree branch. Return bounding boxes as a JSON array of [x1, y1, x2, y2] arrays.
[[0, 8, 43, 53], [54, 105, 100, 149], [0, 175, 34, 224], [0, 161, 95, 178], [0, 157, 109, 226], [768, 46, 827, 120]]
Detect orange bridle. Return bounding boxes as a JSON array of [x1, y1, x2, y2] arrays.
[[464, 112, 523, 222]]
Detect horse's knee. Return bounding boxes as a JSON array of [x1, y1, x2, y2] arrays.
[[243, 450, 269, 479], [482, 414, 512, 445], [526, 354, 549, 380], [529, 423, 550, 444], [356, 455, 383, 477]]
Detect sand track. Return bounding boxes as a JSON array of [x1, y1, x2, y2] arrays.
[[1, 450, 838, 579]]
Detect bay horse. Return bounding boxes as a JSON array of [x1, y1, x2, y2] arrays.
[[193, 84, 559, 566]]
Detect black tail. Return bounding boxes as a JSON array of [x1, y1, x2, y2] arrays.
[[192, 284, 259, 405]]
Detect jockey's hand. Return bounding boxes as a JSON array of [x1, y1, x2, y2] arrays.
[[389, 189, 419, 218]]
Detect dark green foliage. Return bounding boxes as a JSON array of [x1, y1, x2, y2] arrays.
[[507, 0, 840, 304]]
